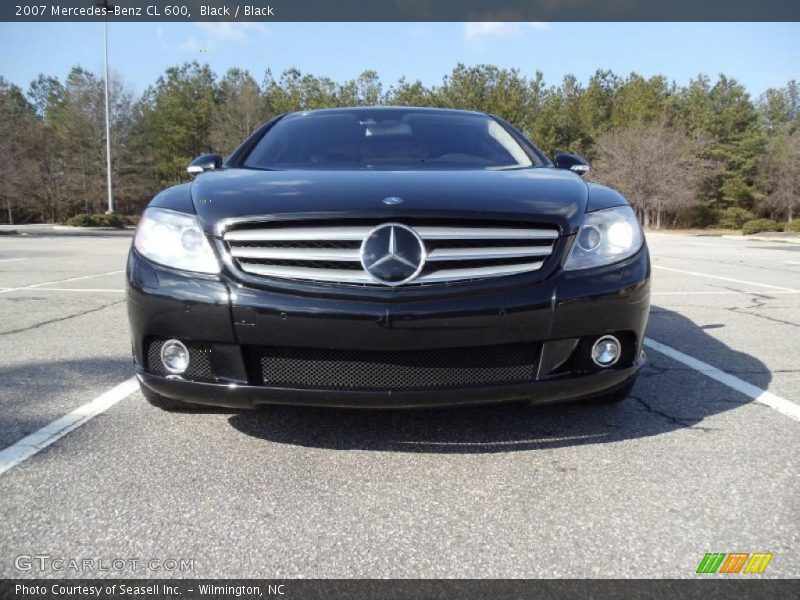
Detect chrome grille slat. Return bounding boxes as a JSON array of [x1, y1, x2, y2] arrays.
[[426, 245, 553, 261], [241, 264, 373, 283], [223, 221, 559, 286], [417, 262, 545, 283], [225, 226, 371, 242], [231, 247, 361, 261], [416, 226, 558, 240], [225, 225, 558, 242]]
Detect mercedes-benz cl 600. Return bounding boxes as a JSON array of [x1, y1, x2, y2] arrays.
[[127, 107, 650, 410]]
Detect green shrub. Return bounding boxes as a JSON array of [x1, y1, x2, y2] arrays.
[[785, 220, 800, 233], [120, 214, 140, 226], [742, 218, 783, 235], [719, 207, 755, 229], [91, 213, 126, 228], [65, 214, 99, 227]]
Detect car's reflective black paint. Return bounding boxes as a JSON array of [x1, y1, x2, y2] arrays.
[[189, 167, 589, 233], [128, 107, 650, 409], [150, 168, 629, 233]]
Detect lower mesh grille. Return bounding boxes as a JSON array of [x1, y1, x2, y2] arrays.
[[145, 337, 215, 382], [251, 343, 540, 391]]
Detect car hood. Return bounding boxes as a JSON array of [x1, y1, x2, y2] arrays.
[[190, 167, 588, 235]]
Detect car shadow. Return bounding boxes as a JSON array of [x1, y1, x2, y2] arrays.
[[0, 357, 133, 449], [228, 307, 772, 453]]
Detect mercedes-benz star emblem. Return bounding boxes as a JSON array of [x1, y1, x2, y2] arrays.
[[360, 223, 426, 286]]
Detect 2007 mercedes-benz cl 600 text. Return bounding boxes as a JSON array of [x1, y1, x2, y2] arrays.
[[127, 107, 650, 410]]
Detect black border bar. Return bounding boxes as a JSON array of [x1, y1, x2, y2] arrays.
[[2, 579, 799, 600], [4, 0, 800, 21]]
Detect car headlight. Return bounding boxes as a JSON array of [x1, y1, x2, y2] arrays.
[[134, 208, 220, 274], [564, 205, 644, 271]]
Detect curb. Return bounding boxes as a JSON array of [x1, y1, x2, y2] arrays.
[[723, 234, 800, 244], [52, 225, 133, 231]]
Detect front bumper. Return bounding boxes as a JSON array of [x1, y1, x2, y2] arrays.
[[127, 246, 650, 409]]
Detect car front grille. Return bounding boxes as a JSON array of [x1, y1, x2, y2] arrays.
[[221, 219, 559, 286], [249, 342, 540, 391]]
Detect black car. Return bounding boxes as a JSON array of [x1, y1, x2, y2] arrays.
[[127, 107, 650, 410]]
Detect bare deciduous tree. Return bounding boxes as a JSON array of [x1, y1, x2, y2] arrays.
[[758, 131, 800, 222], [0, 78, 42, 224], [210, 68, 267, 155], [592, 125, 698, 229]]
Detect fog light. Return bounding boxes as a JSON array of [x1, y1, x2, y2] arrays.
[[161, 339, 190, 374], [591, 335, 621, 367]]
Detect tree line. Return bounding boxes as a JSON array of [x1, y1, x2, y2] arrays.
[[0, 62, 798, 228]]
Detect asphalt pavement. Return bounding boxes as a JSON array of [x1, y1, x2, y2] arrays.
[[0, 229, 797, 578]]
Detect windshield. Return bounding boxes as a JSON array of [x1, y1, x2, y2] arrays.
[[242, 109, 536, 170]]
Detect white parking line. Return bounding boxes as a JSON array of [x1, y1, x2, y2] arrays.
[[0, 377, 139, 477], [0, 287, 124, 293], [644, 337, 800, 423], [653, 265, 800, 292], [0, 270, 124, 295], [652, 290, 800, 296]]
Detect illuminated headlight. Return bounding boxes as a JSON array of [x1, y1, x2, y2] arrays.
[[134, 208, 220, 274], [564, 206, 644, 271]]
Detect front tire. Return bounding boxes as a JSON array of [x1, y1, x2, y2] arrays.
[[139, 381, 197, 411]]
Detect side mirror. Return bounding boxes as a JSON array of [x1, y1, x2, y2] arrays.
[[187, 153, 223, 175], [553, 151, 590, 176]]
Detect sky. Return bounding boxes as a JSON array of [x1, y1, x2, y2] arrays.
[[0, 22, 798, 98]]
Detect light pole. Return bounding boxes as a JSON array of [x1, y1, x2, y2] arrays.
[[96, 0, 114, 214]]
